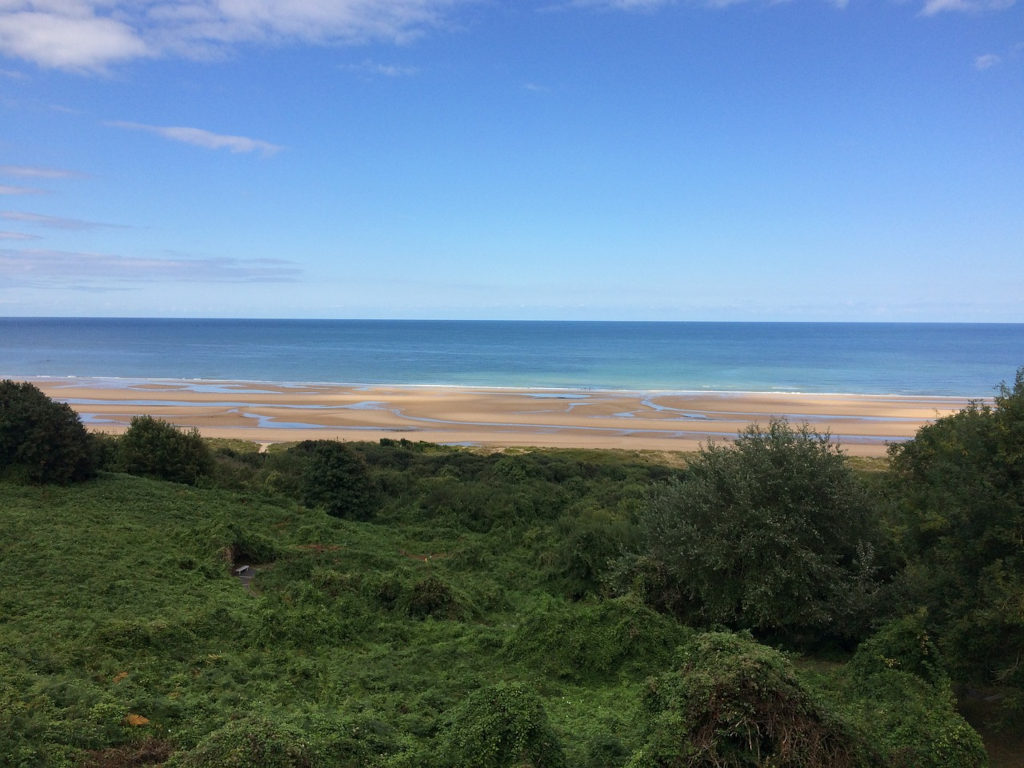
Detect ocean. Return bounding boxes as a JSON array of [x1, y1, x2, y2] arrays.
[[1, 318, 1023, 397]]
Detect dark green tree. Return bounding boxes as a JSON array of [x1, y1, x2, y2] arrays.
[[888, 368, 1024, 702], [0, 379, 96, 484], [297, 440, 375, 519], [630, 419, 884, 645], [117, 415, 212, 485]]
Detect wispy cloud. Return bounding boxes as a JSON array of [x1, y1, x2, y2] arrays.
[[342, 59, 419, 77], [0, 184, 44, 195], [920, 0, 1016, 15], [0, 1, 464, 72], [0, 165, 82, 179], [0, 230, 40, 240], [562, 0, 676, 8], [974, 53, 1002, 69], [107, 121, 283, 156], [0, 248, 302, 287], [0, 211, 116, 230]]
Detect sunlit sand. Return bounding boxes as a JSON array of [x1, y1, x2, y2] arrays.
[[33, 378, 979, 457]]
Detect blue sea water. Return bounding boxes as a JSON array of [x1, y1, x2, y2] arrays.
[[1, 318, 1023, 397]]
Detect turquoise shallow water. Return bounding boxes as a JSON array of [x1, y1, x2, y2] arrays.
[[2, 318, 1023, 397]]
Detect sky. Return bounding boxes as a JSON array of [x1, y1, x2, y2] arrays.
[[0, 0, 1022, 321]]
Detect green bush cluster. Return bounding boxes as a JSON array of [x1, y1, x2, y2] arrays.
[[505, 597, 688, 682], [889, 369, 1024, 707], [435, 682, 567, 768], [628, 631, 867, 768], [626, 419, 884, 646], [0, 379, 96, 484], [116, 414, 213, 485], [831, 614, 987, 768]]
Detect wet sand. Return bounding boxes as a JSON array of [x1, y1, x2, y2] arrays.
[[30, 378, 978, 457]]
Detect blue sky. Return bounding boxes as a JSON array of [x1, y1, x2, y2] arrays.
[[1, 0, 1021, 321]]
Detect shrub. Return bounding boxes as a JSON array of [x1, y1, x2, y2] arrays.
[[165, 717, 313, 768], [846, 611, 949, 688], [630, 419, 884, 645], [0, 379, 96, 484], [889, 367, 1024, 702], [117, 415, 212, 485], [296, 441, 375, 519], [436, 682, 566, 768], [834, 616, 987, 768], [504, 596, 688, 682], [628, 631, 868, 768]]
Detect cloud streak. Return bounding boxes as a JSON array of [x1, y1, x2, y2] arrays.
[[0, 248, 302, 287], [0, 1, 463, 72], [0, 210, 116, 230], [0, 165, 82, 179], [974, 53, 1001, 69], [0, 183, 44, 195], [107, 121, 283, 156], [920, 0, 1016, 14]]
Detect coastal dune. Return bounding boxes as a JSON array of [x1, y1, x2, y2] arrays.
[[32, 378, 977, 457]]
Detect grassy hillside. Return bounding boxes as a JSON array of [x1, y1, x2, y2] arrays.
[[0, 438, 992, 767], [0, 461, 674, 766]]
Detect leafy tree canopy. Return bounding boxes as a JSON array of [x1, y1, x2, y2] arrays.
[[0, 379, 96, 484], [889, 367, 1024, 698], [117, 415, 213, 485], [628, 419, 884, 645]]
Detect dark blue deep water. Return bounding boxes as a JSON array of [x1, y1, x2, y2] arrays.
[[2, 318, 1023, 396]]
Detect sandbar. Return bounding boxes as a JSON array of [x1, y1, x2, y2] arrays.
[[25, 377, 982, 457]]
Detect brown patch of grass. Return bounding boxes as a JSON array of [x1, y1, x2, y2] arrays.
[[78, 738, 173, 768]]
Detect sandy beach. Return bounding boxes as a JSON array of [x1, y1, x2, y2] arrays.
[[27, 377, 980, 457]]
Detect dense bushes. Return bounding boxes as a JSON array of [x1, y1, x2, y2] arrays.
[[0, 379, 96, 484], [117, 415, 213, 485], [435, 683, 566, 768], [625, 419, 884, 645], [165, 718, 313, 768], [890, 368, 1024, 712], [296, 440, 376, 519], [831, 614, 987, 768], [628, 631, 866, 768], [505, 597, 688, 682]]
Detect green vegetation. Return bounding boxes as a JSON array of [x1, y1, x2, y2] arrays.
[[0, 379, 96, 484], [115, 415, 213, 485], [889, 370, 1024, 720], [621, 420, 885, 646], [1, 374, 1022, 766]]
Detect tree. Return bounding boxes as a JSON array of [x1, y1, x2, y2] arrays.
[[888, 368, 1024, 701], [296, 440, 375, 519], [117, 415, 212, 485], [630, 419, 883, 645], [0, 379, 96, 484]]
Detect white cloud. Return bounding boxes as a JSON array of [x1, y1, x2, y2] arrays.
[[0, 1, 463, 71], [974, 53, 1001, 69], [0, 164, 81, 178], [0, 183, 43, 194], [0, 247, 301, 286], [0, 210, 114, 229], [920, 0, 1015, 14], [0, 10, 149, 71], [343, 59, 418, 77], [107, 120, 283, 155], [0, 229, 40, 239]]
